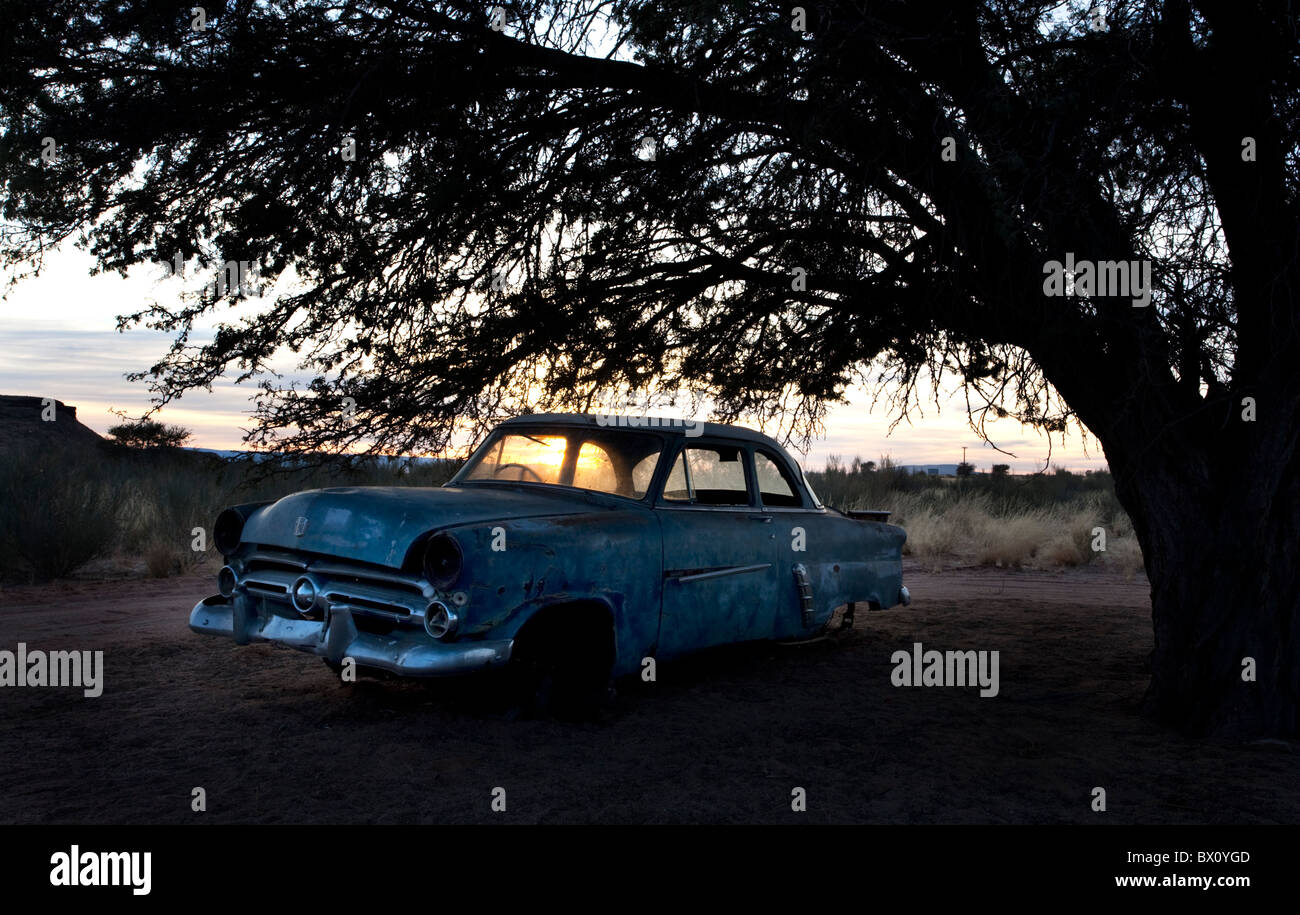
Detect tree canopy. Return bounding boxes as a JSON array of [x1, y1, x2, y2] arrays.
[[4, 0, 1299, 736], [5, 1, 1289, 459], [106, 417, 193, 449]]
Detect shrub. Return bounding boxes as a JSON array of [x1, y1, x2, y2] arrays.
[[144, 541, 183, 578], [0, 444, 119, 581], [107, 418, 193, 450], [1104, 535, 1147, 578], [805, 458, 1143, 571], [0, 441, 464, 582], [977, 515, 1050, 567]]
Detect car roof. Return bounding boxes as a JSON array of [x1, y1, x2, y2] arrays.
[[499, 413, 803, 463]]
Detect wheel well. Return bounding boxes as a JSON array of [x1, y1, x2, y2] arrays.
[[513, 600, 616, 672]]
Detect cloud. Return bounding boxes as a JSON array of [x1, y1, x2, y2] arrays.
[[0, 323, 258, 449]]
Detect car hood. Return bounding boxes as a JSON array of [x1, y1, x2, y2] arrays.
[[240, 484, 612, 568]]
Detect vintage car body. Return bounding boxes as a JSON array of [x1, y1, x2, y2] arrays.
[[190, 414, 910, 694]]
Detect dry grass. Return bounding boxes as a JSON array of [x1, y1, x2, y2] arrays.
[[143, 541, 185, 579], [0, 441, 461, 582], [1104, 534, 1147, 578], [885, 490, 1144, 572]]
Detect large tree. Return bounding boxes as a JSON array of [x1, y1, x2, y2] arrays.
[[3, 1, 1297, 736]]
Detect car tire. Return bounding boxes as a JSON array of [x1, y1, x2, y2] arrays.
[[507, 624, 612, 721]]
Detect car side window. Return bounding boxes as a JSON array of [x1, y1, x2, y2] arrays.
[[662, 445, 752, 506], [755, 451, 802, 507], [631, 452, 659, 497], [662, 451, 692, 501], [571, 441, 618, 493]]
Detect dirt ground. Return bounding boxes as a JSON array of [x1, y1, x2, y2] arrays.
[[1, 560, 1296, 824]]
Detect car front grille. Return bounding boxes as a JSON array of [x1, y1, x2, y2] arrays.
[[238, 549, 433, 625]]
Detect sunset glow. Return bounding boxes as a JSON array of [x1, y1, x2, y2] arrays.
[[1, 245, 1107, 474]]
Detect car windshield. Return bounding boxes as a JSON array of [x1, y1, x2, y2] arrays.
[[456, 427, 667, 499]]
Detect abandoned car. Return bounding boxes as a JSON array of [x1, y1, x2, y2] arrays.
[[190, 414, 910, 707]]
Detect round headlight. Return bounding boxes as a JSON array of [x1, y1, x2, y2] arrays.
[[217, 565, 238, 598], [213, 508, 246, 556], [291, 576, 319, 614], [424, 600, 459, 640], [423, 533, 463, 590]]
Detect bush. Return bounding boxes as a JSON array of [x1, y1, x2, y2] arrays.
[[978, 515, 1051, 567], [805, 459, 1144, 571], [0, 444, 119, 581], [1104, 535, 1147, 578], [107, 418, 193, 450], [0, 442, 464, 583], [144, 540, 184, 578]]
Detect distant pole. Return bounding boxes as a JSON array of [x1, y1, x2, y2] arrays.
[[962, 446, 967, 465]]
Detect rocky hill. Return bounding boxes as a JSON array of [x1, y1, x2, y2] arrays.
[[0, 395, 107, 454]]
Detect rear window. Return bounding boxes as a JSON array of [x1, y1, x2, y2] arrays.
[[755, 451, 801, 507]]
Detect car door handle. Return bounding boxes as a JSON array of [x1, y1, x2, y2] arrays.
[[750, 515, 773, 523]]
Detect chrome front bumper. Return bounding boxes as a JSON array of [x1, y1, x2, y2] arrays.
[[190, 595, 513, 677]]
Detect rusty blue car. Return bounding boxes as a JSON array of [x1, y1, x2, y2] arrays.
[[190, 413, 910, 711]]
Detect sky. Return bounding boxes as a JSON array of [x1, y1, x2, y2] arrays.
[[0, 243, 1111, 474]]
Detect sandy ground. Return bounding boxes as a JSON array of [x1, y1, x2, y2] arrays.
[[1, 560, 1296, 824]]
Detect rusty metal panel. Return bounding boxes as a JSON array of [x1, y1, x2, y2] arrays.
[[190, 414, 910, 685]]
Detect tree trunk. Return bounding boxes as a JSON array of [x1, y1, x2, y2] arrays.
[[1111, 422, 1300, 738]]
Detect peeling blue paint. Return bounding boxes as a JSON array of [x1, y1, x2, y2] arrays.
[[191, 415, 909, 682]]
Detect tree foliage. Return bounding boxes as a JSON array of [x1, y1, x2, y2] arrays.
[[107, 418, 193, 450], [3, 0, 1299, 735], [4, 0, 1291, 460]]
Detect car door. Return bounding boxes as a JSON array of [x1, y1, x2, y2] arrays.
[[654, 440, 780, 657], [752, 447, 822, 638]]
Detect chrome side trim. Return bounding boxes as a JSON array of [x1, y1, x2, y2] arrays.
[[793, 563, 815, 627], [671, 563, 772, 583], [654, 504, 762, 512]]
